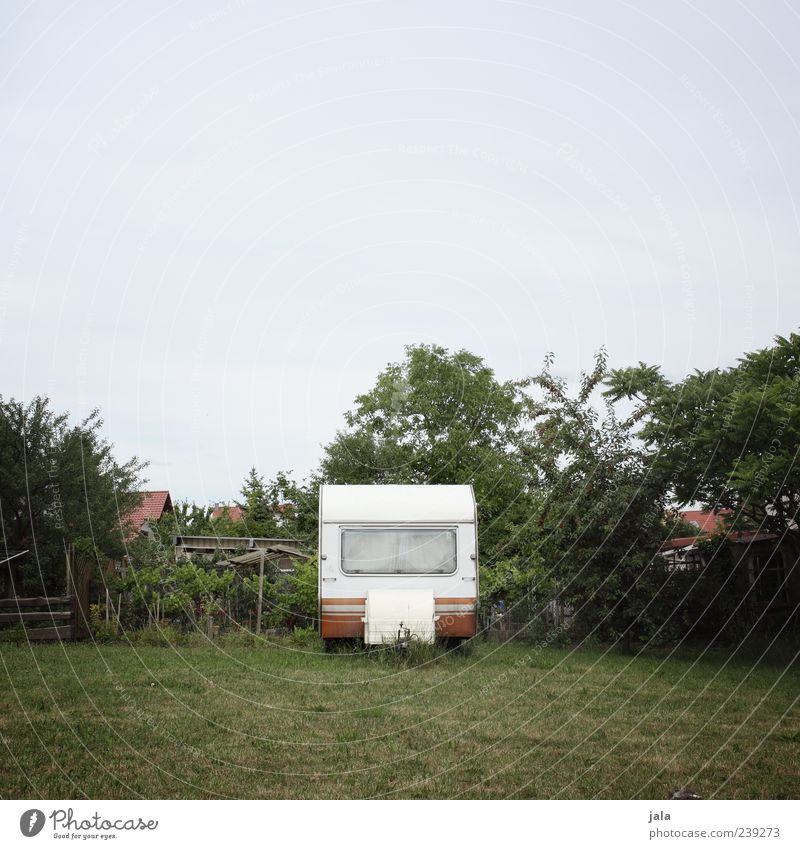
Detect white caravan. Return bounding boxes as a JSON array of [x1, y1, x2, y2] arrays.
[[318, 484, 478, 646]]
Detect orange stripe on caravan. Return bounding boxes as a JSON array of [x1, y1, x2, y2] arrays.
[[320, 598, 366, 605], [321, 619, 362, 638], [436, 612, 477, 637], [435, 598, 476, 605]]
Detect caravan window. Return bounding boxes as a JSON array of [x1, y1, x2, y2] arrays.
[[341, 527, 457, 575]]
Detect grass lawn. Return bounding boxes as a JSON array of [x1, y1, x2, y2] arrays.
[[1, 637, 798, 799]]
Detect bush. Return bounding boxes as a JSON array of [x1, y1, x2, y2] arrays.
[[289, 625, 322, 649], [89, 604, 119, 642], [119, 559, 236, 630]]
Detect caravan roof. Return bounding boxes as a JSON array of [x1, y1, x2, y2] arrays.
[[319, 484, 476, 524]]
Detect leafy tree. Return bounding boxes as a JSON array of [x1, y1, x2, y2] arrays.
[[172, 501, 215, 535], [224, 467, 316, 541], [264, 470, 318, 541], [119, 559, 235, 628], [320, 344, 532, 557], [285, 556, 318, 627], [605, 332, 800, 553], [0, 396, 145, 596], [238, 556, 317, 631], [504, 350, 672, 644], [236, 467, 276, 534]]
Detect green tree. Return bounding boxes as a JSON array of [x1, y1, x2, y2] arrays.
[[605, 332, 800, 551], [0, 396, 145, 596], [505, 350, 672, 644], [120, 559, 235, 628], [231, 467, 316, 541], [237, 467, 274, 532], [319, 343, 532, 558], [172, 501, 215, 535], [263, 470, 317, 541], [286, 556, 318, 626], [143, 501, 216, 553], [242, 556, 319, 631]]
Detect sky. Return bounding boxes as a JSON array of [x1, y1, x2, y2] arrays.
[[1, 0, 799, 503]]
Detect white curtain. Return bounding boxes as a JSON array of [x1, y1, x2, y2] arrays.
[[342, 528, 456, 574]]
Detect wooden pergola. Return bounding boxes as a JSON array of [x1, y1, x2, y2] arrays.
[[227, 543, 309, 635]]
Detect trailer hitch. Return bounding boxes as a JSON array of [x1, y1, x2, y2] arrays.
[[396, 622, 411, 650]]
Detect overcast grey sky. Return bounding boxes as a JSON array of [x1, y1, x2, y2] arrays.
[[1, 0, 798, 502]]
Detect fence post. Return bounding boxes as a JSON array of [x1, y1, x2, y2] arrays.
[[64, 544, 72, 597], [256, 549, 265, 635], [65, 545, 75, 639], [70, 551, 92, 640], [65, 544, 88, 640]]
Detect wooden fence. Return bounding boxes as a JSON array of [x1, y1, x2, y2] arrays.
[[0, 544, 93, 641], [0, 595, 76, 640]]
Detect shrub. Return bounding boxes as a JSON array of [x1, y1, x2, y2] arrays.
[[119, 559, 236, 630], [89, 603, 119, 642], [289, 625, 322, 649]]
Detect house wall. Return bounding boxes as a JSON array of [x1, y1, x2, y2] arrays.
[[729, 538, 799, 621]]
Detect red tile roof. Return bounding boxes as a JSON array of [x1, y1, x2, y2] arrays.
[[123, 490, 173, 539], [662, 528, 776, 553], [661, 509, 766, 552], [210, 505, 244, 522], [680, 509, 730, 533], [664, 536, 701, 550]]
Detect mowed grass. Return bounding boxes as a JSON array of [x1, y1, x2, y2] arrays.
[[1, 637, 798, 799]]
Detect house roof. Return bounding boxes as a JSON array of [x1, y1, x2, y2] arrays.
[[660, 508, 731, 552], [661, 526, 777, 554], [663, 536, 701, 551], [680, 509, 730, 533], [123, 490, 173, 538], [210, 505, 244, 522]]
